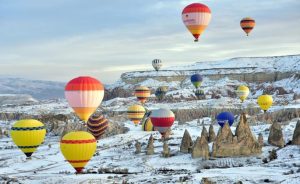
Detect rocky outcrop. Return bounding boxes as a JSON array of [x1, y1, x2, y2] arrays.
[[212, 113, 261, 157], [162, 142, 170, 158], [180, 130, 193, 153], [292, 120, 300, 145], [208, 124, 216, 143], [135, 141, 141, 154], [146, 135, 154, 155], [268, 122, 285, 148], [258, 133, 264, 147], [201, 125, 209, 142], [192, 135, 209, 159]]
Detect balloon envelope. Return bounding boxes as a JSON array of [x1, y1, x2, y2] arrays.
[[257, 95, 273, 112], [195, 89, 205, 99], [240, 17, 255, 36], [87, 113, 108, 140], [65, 76, 104, 123], [60, 131, 96, 173], [10, 119, 46, 158], [152, 59, 162, 71], [155, 86, 168, 101], [134, 86, 151, 104], [236, 85, 250, 102], [127, 104, 146, 125], [182, 3, 211, 42], [150, 108, 175, 137], [142, 118, 154, 131], [191, 74, 203, 88], [216, 112, 235, 127]]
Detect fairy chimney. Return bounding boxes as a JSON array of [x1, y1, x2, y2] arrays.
[[292, 120, 300, 145], [192, 135, 209, 159], [268, 121, 285, 148], [201, 125, 209, 142], [180, 129, 193, 153], [146, 135, 155, 155], [208, 124, 216, 143]]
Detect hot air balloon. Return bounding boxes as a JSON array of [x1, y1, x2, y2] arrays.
[[240, 17, 255, 36], [155, 86, 168, 101], [134, 86, 151, 104], [236, 85, 250, 102], [195, 89, 205, 100], [65, 76, 104, 123], [182, 3, 211, 42], [191, 74, 203, 89], [87, 113, 108, 140], [10, 119, 46, 158], [142, 118, 154, 131], [152, 59, 162, 71], [216, 112, 235, 127], [60, 131, 96, 173], [150, 108, 175, 138], [257, 95, 273, 112], [127, 104, 146, 126]]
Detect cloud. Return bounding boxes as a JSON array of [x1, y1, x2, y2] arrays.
[[0, 0, 299, 83]]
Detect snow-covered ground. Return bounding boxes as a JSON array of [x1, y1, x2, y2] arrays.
[[0, 119, 299, 184]]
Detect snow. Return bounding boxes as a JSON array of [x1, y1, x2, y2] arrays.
[[0, 120, 299, 183]]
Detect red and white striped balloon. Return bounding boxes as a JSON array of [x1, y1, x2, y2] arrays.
[[150, 108, 175, 138]]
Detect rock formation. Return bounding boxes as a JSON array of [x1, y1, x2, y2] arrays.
[[162, 142, 170, 157], [208, 124, 216, 143], [192, 135, 209, 159], [212, 113, 261, 157], [201, 125, 209, 142], [0, 127, 2, 138], [258, 133, 264, 147], [180, 130, 193, 153], [292, 120, 300, 145], [268, 121, 285, 148], [135, 141, 141, 154], [146, 135, 155, 155]]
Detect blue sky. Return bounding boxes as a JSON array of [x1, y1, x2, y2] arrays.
[[0, 0, 299, 83]]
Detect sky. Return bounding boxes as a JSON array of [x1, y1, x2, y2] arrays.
[[0, 0, 299, 84]]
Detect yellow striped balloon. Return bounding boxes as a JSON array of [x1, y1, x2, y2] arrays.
[[142, 118, 154, 131], [10, 119, 46, 158], [257, 95, 273, 112], [60, 131, 96, 173], [236, 85, 250, 102], [127, 105, 146, 126], [134, 86, 150, 104]]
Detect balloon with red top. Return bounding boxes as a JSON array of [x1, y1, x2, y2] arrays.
[[150, 108, 175, 138]]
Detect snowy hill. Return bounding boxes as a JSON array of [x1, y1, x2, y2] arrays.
[[121, 54, 300, 79], [0, 94, 38, 106], [0, 77, 65, 100]]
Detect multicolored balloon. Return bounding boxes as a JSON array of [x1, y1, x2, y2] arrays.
[[236, 85, 250, 102], [87, 113, 108, 140], [257, 95, 273, 112], [65, 76, 104, 123], [240, 17, 255, 36], [150, 108, 175, 138], [182, 3, 211, 42], [10, 119, 46, 158], [60, 131, 96, 173], [191, 74, 203, 88], [127, 104, 146, 126], [195, 89, 205, 100], [152, 59, 162, 71], [155, 86, 168, 101], [134, 86, 151, 104], [216, 112, 235, 127], [142, 118, 154, 131]]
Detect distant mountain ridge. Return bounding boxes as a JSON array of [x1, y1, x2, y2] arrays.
[[0, 77, 65, 100]]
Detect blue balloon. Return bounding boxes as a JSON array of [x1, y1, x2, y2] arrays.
[[216, 112, 235, 127], [190, 74, 203, 83]]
